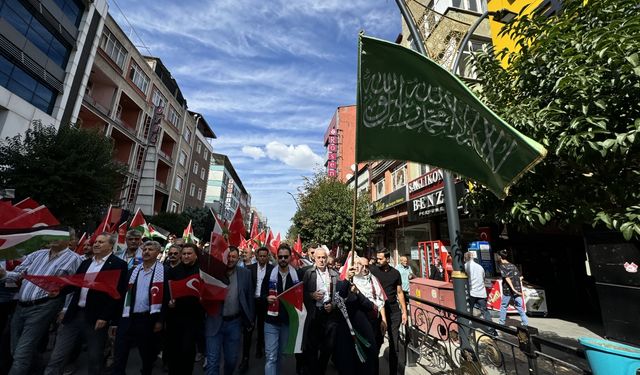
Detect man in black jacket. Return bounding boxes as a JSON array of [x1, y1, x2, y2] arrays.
[[302, 247, 338, 375], [44, 233, 128, 375], [240, 247, 273, 370]]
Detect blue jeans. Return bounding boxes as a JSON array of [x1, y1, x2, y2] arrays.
[[264, 322, 288, 375], [9, 298, 63, 375], [499, 294, 529, 326], [205, 317, 242, 375]]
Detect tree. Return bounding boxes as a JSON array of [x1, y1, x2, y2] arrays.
[[182, 206, 215, 240], [291, 172, 376, 252], [465, 0, 640, 240], [147, 212, 189, 238], [0, 122, 125, 228]]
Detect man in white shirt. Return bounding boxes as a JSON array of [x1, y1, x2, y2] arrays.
[[0, 228, 81, 375], [241, 247, 274, 369], [115, 230, 143, 271], [302, 247, 338, 375], [464, 252, 497, 335], [44, 233, 128, 375]]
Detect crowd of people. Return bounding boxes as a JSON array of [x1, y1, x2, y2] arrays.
[[0, 228, 416, 375], [0, 226, 529, 375]]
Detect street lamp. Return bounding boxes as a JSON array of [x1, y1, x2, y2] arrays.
[[287, 191, 301, 210]]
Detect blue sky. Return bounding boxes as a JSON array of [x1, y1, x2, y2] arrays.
[[110, 0, 400, 235]]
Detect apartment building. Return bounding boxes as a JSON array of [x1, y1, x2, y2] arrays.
[[205, 152, 250, 224], [0, 0, 108, 138], [78, 14, 214, 215], [323, 105, 356, 182], [183, 110, 215, 209]]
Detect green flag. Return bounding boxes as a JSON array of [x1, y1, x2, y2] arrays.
[[356, 34, 546, 198]]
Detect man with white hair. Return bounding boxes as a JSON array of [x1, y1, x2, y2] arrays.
[[302, 246, 338, 375]]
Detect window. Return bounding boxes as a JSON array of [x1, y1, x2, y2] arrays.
[[174, 176, 183, 192], [203, 150, 208, 160], [170, 201, 179, 213], [189, 183, 196, 196], [197, 188, 202, 200], [183, 128, 191, 143], [392, 165, 406, 190], [419, 164, 431, 176], [200, 168, 206, 180], [99, 28, 127, 69], [168, 107, 180, 128], [193, 161, 199, 174], [128, 61, 149, 94], [0, 0, 71, 67], [151, 87, 166, 108], [178, 150, 187, 166], [457, 40, 486, 79], [451, 0, 486, 13], [52, 0, 84, 26], [0, 54, 56, 114], [196, 141, 202, 154], [375, 180, 385, 199]]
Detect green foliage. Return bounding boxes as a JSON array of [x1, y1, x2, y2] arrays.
[[467, 0, 640, 239], [0, 122, 125, 228], [147, 212, 189, 238], [149, 207, 214, 240], [291, 172, 376, 251]]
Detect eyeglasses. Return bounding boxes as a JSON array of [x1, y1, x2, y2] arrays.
[[278, 255, 290, 259]]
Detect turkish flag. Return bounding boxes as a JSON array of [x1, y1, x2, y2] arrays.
[[1, 206, 60, 229], [227, 208, 245, 247], [169, 274, 202, 299], [23, 269, 122, 299]]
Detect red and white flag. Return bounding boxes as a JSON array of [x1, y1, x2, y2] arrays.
[[89, 205, 113, 244], [227, 208, 245, 247], [2, 206, 60, 229], [24, 269, 123, 299]]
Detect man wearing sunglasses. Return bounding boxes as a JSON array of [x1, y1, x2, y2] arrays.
[[264, 244, 301, 375], [163, 245, 182, 269]]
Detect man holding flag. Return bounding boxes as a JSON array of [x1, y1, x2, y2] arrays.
[[0, 228, 81, 375], [44, 233, 128, 375], [264, 243, 305, 375], [112, 241, 166, 375]]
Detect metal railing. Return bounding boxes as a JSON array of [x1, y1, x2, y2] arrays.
[[405, 295, 592, 374]]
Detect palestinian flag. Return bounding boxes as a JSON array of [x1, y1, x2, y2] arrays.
[[129, 208, 151, 238], [116, 222, 127, 253], [0, 227, 70, 260], [183, 220, 194, 244], [148, 224, 166, 240], [278, 282, 307, 354]]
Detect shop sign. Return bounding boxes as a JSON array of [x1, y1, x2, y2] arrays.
[[408, 168, 445, 199], [371, 187, 406, 215], [407, 182, 465, 222], [326, 127, 338, 177]]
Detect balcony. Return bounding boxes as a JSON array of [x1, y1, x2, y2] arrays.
[[83, 67, 117, 117], [115, 92, 142, 135], [110, 128, 135, 166], [77, 106, 107, 134], [159, 133, 176, 162]]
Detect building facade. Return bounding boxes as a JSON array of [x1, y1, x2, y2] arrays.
[[323, 105, 356, 182], [205, 152, 249, 223], [77, 14, 214, 215], [183, 111, 215, 209], [0, 0, 108, 138]]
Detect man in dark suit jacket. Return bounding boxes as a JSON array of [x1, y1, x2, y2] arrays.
[[204, 246, 255, 375], [240, 247, 273, 370], [44, 233, 128, 375], [302, 247, 339, 375]]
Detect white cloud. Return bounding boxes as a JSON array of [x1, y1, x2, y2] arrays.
[[265, 141, 323, 170], [241, 146, 266, 159]]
